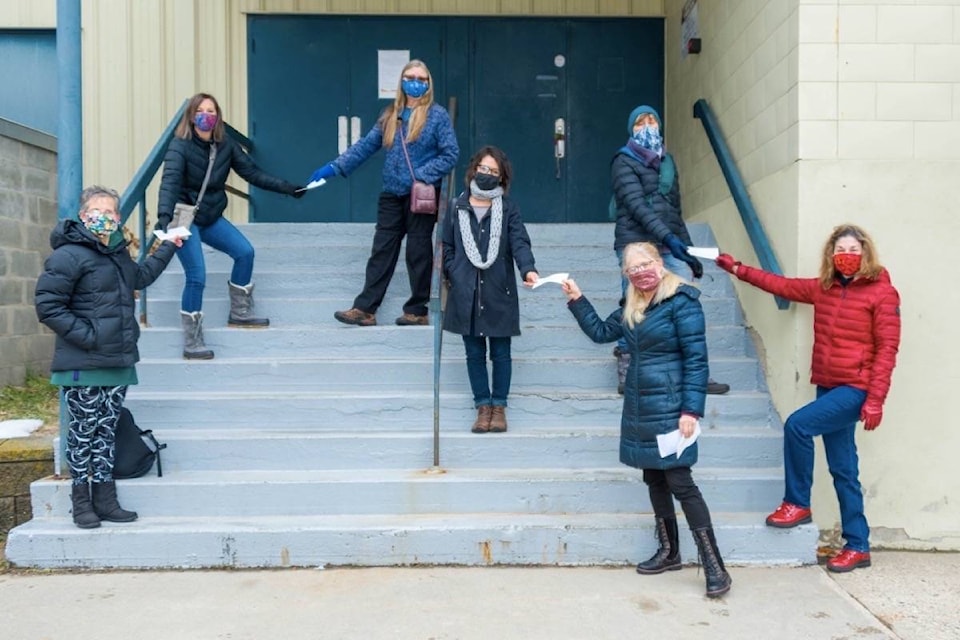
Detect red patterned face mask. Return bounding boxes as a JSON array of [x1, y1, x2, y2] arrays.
[[833, 253, 862, 277]]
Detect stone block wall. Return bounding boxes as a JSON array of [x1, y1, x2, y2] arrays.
[[0, 124, 58, 387]]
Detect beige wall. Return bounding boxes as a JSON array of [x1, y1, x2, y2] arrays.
[[666, 0, 960, 549]]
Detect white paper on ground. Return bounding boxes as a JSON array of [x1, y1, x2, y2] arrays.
[[296, 178, 327, 192], [153, 226, 192, 242], [656, 421, 702, 458], [531, 272, 570, 289], [0, 419, 43, 438], [688, 246, 720, 260]]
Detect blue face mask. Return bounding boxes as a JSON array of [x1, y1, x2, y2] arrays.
[[401, 79, 429, 99], [631, 124, 663, 156], [194, 112, 218, 132]]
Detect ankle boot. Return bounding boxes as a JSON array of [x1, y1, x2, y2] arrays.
[[471, 405, 493, 433], [70, 483, 101, 529], [636, 517, 682, 574], [91, 480, 138, 523], [228, 281, 269, 327], [613, 346, 631, 395], [692, 527, 732, 598], [489, 406, 508, 432], [181, 311, 214, 360]]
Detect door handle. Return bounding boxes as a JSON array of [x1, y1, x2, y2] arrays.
[[554, 118, 566, 179], [337, 116, 348, 154], [350, 116, 361, 146]]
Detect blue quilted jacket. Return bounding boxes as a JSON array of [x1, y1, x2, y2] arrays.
[[334, 104, 459, 196], [568, 285, 709, 470]]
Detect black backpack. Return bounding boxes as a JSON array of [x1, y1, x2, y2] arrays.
[[114, 407, 166, 479]]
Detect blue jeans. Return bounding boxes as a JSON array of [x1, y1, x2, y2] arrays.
[[462, 336, 511, 407], [176, 217, 255, 312], [783, 385, 870, 552], [615, 247, 688, 351]]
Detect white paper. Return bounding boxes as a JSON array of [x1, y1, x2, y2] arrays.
[[0, 419, 43, 438], [656, 421, 702, 459], [688, 246, 720, 260], [531, 272, 570, 289], [153, 226, 192, 242], [297, 178, 327, 193], [378, 50, 410, 99]]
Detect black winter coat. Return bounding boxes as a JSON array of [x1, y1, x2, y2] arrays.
[[568, 285, 708, 470], [35, 220, 176, 372], [442, 194, 537, 337], [157, 134, 297, 229], [611, 152, 692, 250]]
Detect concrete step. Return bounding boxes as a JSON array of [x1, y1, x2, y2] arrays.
[[123, 389, 780, 431], [29, 468, 786, 518], [136, 324, 753, 358], [135, 427, 784, 472], [131, 356, 766, 393], [5, 512, 818, 569]]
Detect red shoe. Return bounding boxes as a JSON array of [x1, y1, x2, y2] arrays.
[[827, 549, 871, 573], [765, 502, 812, 528]]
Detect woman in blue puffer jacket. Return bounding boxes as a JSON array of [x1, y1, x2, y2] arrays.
[[561, 241, 731, 598]]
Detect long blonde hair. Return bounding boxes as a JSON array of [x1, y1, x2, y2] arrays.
[[378, 59, 435, 148], [622, 242, 686, 329], [817, 224, 884, 289]]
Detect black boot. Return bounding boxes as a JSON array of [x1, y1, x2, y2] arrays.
[[636, 516, 682, 574], [692, 527, 732, 598], [91, 480, 138, 523], [613, 346, 631, 395], [70, 483, 101, 529]]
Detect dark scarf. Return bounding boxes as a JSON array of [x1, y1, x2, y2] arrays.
[[619, 141, 676, 197]]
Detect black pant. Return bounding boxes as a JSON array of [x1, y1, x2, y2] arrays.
[[643, 467, 712, 530], [353, 192, 436, 317]]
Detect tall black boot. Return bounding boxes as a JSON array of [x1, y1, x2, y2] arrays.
[[70, 483, 101, 529], [636, 516, 682, 574], [91, 480, 138, 523], [692, 527, 732, 598]]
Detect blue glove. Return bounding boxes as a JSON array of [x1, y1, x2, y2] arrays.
[[664, 233, 704, 279], [308, 162, 338, 184]]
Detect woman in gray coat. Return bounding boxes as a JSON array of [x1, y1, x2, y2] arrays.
[[442, 146, 538, 433]]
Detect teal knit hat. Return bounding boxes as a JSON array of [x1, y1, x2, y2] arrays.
[[627, 105, 662, 134]]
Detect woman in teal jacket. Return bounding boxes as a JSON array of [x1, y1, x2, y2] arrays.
[[561, 241, 731, 598]]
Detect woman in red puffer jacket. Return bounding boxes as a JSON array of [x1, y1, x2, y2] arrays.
[[715, 224, 900, 574]]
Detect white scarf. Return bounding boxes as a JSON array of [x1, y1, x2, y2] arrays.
[[458, 181, 504, 270]]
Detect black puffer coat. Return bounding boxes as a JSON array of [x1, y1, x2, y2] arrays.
[[35, 220, 176, 371], [441, 193, 537, 338], [157, 134, 297, 229], [611, 152, 692, 251]]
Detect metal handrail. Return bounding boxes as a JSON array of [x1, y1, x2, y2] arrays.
[[119, 102, 253, 324], [693, 98, 789, 310]]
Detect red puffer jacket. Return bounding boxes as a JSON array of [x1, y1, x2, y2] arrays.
[[735, 265, 901, 404]]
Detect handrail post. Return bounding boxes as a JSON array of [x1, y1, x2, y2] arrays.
[[693, 99, 789, 310], [138, 198, 150, 325]]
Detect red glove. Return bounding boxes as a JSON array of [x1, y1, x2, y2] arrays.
[[716, 254, 740, 274], [860, 399, 883, 431]]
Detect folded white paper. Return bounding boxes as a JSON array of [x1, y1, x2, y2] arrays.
[[296, 178, 327, 192], [656, 422, 702, 459], [153, 226, 192, 242], [531, 272, 570, 289], [688, 246, 720, 260]]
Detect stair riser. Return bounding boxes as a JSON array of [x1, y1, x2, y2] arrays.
[[32, 475, 785, 518], [124, 393, 779, 430], [5, 521, 816, 569], [133, 358, 765, 392]]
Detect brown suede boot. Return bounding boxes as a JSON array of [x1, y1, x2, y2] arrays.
[[471, 405, 493, 433], [489, 406, 508, 432]]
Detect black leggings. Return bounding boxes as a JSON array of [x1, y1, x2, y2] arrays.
[[643, 467, 712, 530], [63, 385, 128, 485]]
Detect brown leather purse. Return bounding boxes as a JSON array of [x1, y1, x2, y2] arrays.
[[399, 124, 437, 214]]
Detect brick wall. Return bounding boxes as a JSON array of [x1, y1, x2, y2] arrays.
[[0, 122, 58, 387]]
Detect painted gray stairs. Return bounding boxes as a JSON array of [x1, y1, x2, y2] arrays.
[[7, 223, 818, 568]]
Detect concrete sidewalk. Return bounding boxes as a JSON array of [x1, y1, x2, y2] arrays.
[[0, 551, 956, 639]]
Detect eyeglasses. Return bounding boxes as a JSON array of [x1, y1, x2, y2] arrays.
[[476, 165, 501, 176], [625, 261, 656, 275], [402, 75, 429, 82]]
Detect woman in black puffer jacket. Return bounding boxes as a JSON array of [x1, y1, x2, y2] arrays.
[[157, 92, 304, 359], [36, 185, 179, 529]]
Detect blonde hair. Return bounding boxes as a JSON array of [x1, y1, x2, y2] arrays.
[[817, 224, 884, 289], [378, 60, 435, 148], [622, 242, 686, 329]]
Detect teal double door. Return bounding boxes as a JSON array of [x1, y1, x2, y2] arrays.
[[248, 16, 663, 223]]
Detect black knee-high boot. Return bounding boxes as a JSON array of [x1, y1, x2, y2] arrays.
[[692, 527, 732, 598], [636, 516, 682, 574]]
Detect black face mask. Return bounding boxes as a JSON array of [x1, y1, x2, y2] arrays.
[[474, 173, 500, 191]]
